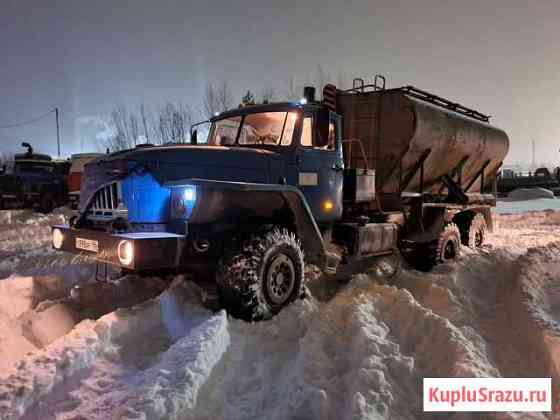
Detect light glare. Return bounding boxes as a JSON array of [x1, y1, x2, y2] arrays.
[[52, 228, 64, 249], [118, 240, 134, 266], [184, 186, 196, 201], [323, 199, 334, 212]]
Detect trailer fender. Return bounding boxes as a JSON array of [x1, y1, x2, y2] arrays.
[[403, 206, 447, 243], [165, 178, 328, 268]]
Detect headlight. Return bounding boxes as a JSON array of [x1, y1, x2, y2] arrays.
[[52, 228, 64, 249], [117, 240, 134, 266], [173, 185, 197, 218], [183, 185, 196, 202]]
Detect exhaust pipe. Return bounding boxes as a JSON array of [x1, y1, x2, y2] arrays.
[[303, 86, 316, 103]]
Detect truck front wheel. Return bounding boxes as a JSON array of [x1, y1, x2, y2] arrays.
[[216, 228, 305, 321]]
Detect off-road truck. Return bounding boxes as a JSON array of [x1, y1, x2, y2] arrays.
[[52, 77, 508, 320], [1, 143, 68, 213]]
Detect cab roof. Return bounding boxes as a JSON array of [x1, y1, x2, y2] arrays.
[[211, 101, 326, 122]]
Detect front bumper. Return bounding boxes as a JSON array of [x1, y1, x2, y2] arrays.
[[51, 225, 186, 271]]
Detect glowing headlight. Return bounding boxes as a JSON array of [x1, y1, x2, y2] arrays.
[[117, 240, 134, 266], [183, 185, 196, 202], [52, 228, 64, 249]]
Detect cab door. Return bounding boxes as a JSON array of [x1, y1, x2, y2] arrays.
[[294, 109, 343, 224]]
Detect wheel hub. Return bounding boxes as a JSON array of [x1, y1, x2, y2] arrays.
[[443, 240, 456, 260], [266, 253, 295, 305]]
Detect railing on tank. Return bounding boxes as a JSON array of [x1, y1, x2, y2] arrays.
[[341, 74, 490, 123], [342, 138, 370, 171]]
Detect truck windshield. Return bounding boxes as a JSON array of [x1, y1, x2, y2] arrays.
[[208, 111, 297, 146]]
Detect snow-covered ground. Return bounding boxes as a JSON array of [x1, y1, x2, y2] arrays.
[[1, 207, 560, 419], [497, 198, 560, 214]]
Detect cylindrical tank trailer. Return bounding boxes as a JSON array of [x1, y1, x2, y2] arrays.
[[337, 85, 509, 206]]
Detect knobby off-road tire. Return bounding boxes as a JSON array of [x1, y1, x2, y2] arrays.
[[431, 223, 461, 265], [464, 213, 487, 248], [216, 228, 305, 321], [401, 223, 462, 272]]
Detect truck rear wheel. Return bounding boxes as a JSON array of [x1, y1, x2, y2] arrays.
[[433, 223, 461, 264], [465, 213, 487, 248], [216, 228, 305, 321]]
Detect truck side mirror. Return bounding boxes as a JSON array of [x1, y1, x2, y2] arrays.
[[191, 129, 198, 145]]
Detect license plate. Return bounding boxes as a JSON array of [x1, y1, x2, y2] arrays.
[[76, 238, 99, 253]]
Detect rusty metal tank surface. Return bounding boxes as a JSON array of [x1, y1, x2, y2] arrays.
[[337, 89, 509, 200]]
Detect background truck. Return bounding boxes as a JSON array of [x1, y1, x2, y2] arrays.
[[0, 143, 68, 213], [52, 76, 509, 320], [67, 153, 103, 209]]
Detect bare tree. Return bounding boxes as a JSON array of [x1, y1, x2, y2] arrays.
[[130, 114, 139, 145], [104, 101, 195, 151], [336, 69, 348, 90], [105, 106, 137, 152], [283, 76, 301, 101], [0, 152, 14, 168], [259, 87, 276, 104], [314, 64, 329, 96], [157, 102, 193, 144], [140, 104, 150, 143], [203, 82, 233, 119]]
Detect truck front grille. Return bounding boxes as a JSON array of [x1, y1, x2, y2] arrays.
[[86, 181, 128, 223], [91, 182, 119, 211]]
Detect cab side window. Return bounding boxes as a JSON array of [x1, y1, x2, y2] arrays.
[[301, 117, 314, 147], [327, 121, 336, 150], [300, 115, 336, 151]]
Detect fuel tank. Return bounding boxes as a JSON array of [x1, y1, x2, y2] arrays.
[[337, 88, 509, 205]]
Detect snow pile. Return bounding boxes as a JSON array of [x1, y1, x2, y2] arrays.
[[0, 209, 89, 281], [3, 207, 560, 418], [0, 277, 39, 373], [186, 274, 499, 420], [117, 311, 229, 420], [508, 187, 555, 200], [0, 209, 67, 226], [0, 281, 228, 420]]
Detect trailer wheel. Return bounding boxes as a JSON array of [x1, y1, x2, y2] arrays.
[[466, 213, 487, 248], [216, 228, 305, 321], [433, 223, 461, 264]]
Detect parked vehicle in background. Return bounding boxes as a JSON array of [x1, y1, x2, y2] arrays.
[[68, 153, 103, 209], [52, 76, 509, 320], [497, 167, 560, 196], [0, 143, 68, 213]]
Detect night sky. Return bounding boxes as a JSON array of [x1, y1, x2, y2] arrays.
[[1, 0, 558, 165]]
